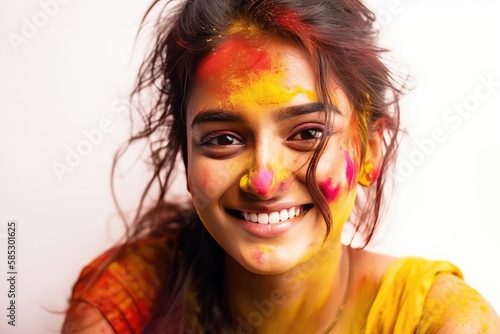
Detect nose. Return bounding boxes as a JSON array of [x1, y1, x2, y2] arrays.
[[239, 139, 293, 199]]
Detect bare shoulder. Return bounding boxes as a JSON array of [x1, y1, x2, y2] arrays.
[[424, 274, 500, 333], [62, 301, 114, 334]]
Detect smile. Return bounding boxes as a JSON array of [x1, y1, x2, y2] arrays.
[[228, 204, 313, 225]]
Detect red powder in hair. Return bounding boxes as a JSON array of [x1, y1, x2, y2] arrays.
[[319, 178, 340, 202], [272, 8, 311, 35]]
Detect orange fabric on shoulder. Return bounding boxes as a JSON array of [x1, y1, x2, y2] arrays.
[[68, 237, 172, 334]]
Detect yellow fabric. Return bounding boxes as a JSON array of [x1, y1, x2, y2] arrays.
[[365, 257, 463, 334], [69, 238, 464, 333]]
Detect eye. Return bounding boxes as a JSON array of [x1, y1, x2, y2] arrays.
[[200, 133, 244, 147], [290, 128, 323, 141], [286, 124, 326, 151]]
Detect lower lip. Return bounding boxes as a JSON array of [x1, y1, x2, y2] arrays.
[[237, 212, 306, 238]]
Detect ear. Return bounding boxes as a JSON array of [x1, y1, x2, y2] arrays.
[[358, 127, 384, 187]]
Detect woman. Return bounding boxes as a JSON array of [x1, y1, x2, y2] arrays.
[[63, 0, 500, 333]]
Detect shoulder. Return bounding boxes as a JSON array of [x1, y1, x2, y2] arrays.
[[422, 274, 500, 333], [63, 237, 174, 333], [353, 251, 476, 333]]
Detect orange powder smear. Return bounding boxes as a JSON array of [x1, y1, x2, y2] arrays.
[[196, 37, 272, 88], [197, 24, 316, 110]]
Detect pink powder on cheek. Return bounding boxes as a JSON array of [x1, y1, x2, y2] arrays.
[[251, 169, 274, 195], [319, 178, 340, 202], [344, 150, 355, 188]]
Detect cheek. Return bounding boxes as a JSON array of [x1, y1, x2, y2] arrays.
[[317, 148, 357, 203], [188, 158, 223, 206], [319, 178, 341, 202]]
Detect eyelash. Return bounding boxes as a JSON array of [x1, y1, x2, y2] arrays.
[[198, 124, 332, 151], [287, 126, 326, 142], [199, 132, 244, 147]]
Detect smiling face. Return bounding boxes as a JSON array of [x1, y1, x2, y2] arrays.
[[186, 34, 362, 274]]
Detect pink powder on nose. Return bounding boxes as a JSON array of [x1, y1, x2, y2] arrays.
[[344, 151, 355, 188], [251, 169, 274, 195], [319, 178, 340, 202]]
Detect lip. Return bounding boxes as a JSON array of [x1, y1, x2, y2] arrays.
[[229, 202, 312, 214], [225, 203, 313, 238]]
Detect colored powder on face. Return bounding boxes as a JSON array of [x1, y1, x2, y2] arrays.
[[196, 37, 272, 95], [275, 165, 292, 191], [253, 252, 265, 265], [241, 164, 292, 195], [251, 168, 274, 195], [319, 178, 340, 202], [344, 150, 355, 188], [196, 28, 317, 109], [228, 69, 315, 109], [260, 245, 274, 253], [239, 174, 250, 191]]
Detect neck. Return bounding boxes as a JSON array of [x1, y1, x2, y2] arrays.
[[225, 240, 350, 334]]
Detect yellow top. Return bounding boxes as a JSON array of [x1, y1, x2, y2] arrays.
[[365, 257, 463, 333], [67, 238, 464, 333]]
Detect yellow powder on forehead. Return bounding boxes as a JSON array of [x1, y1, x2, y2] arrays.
[[227, 70, 316, 109]]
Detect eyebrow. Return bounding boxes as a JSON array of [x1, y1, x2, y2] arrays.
[[190, 102, 340, 128], [275, 102, 327, 121], [191, 110, 244, 128]]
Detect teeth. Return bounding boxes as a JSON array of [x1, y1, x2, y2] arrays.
[[280, 209, 288, 221], [242, 206, 304, 224], [257, 213, 269, 224], [269, 212, 280, 224]]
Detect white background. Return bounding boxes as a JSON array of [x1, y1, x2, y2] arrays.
[[0, 0, 499, 333]]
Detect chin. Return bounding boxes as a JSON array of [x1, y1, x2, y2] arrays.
[[232, 241, 322, 277]]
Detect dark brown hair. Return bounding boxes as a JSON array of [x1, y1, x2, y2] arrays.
[[112, 0, 404, 332]]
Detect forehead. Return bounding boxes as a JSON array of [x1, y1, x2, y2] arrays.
[[195, 36, 275, 83], [190, 35, 318, 110]]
